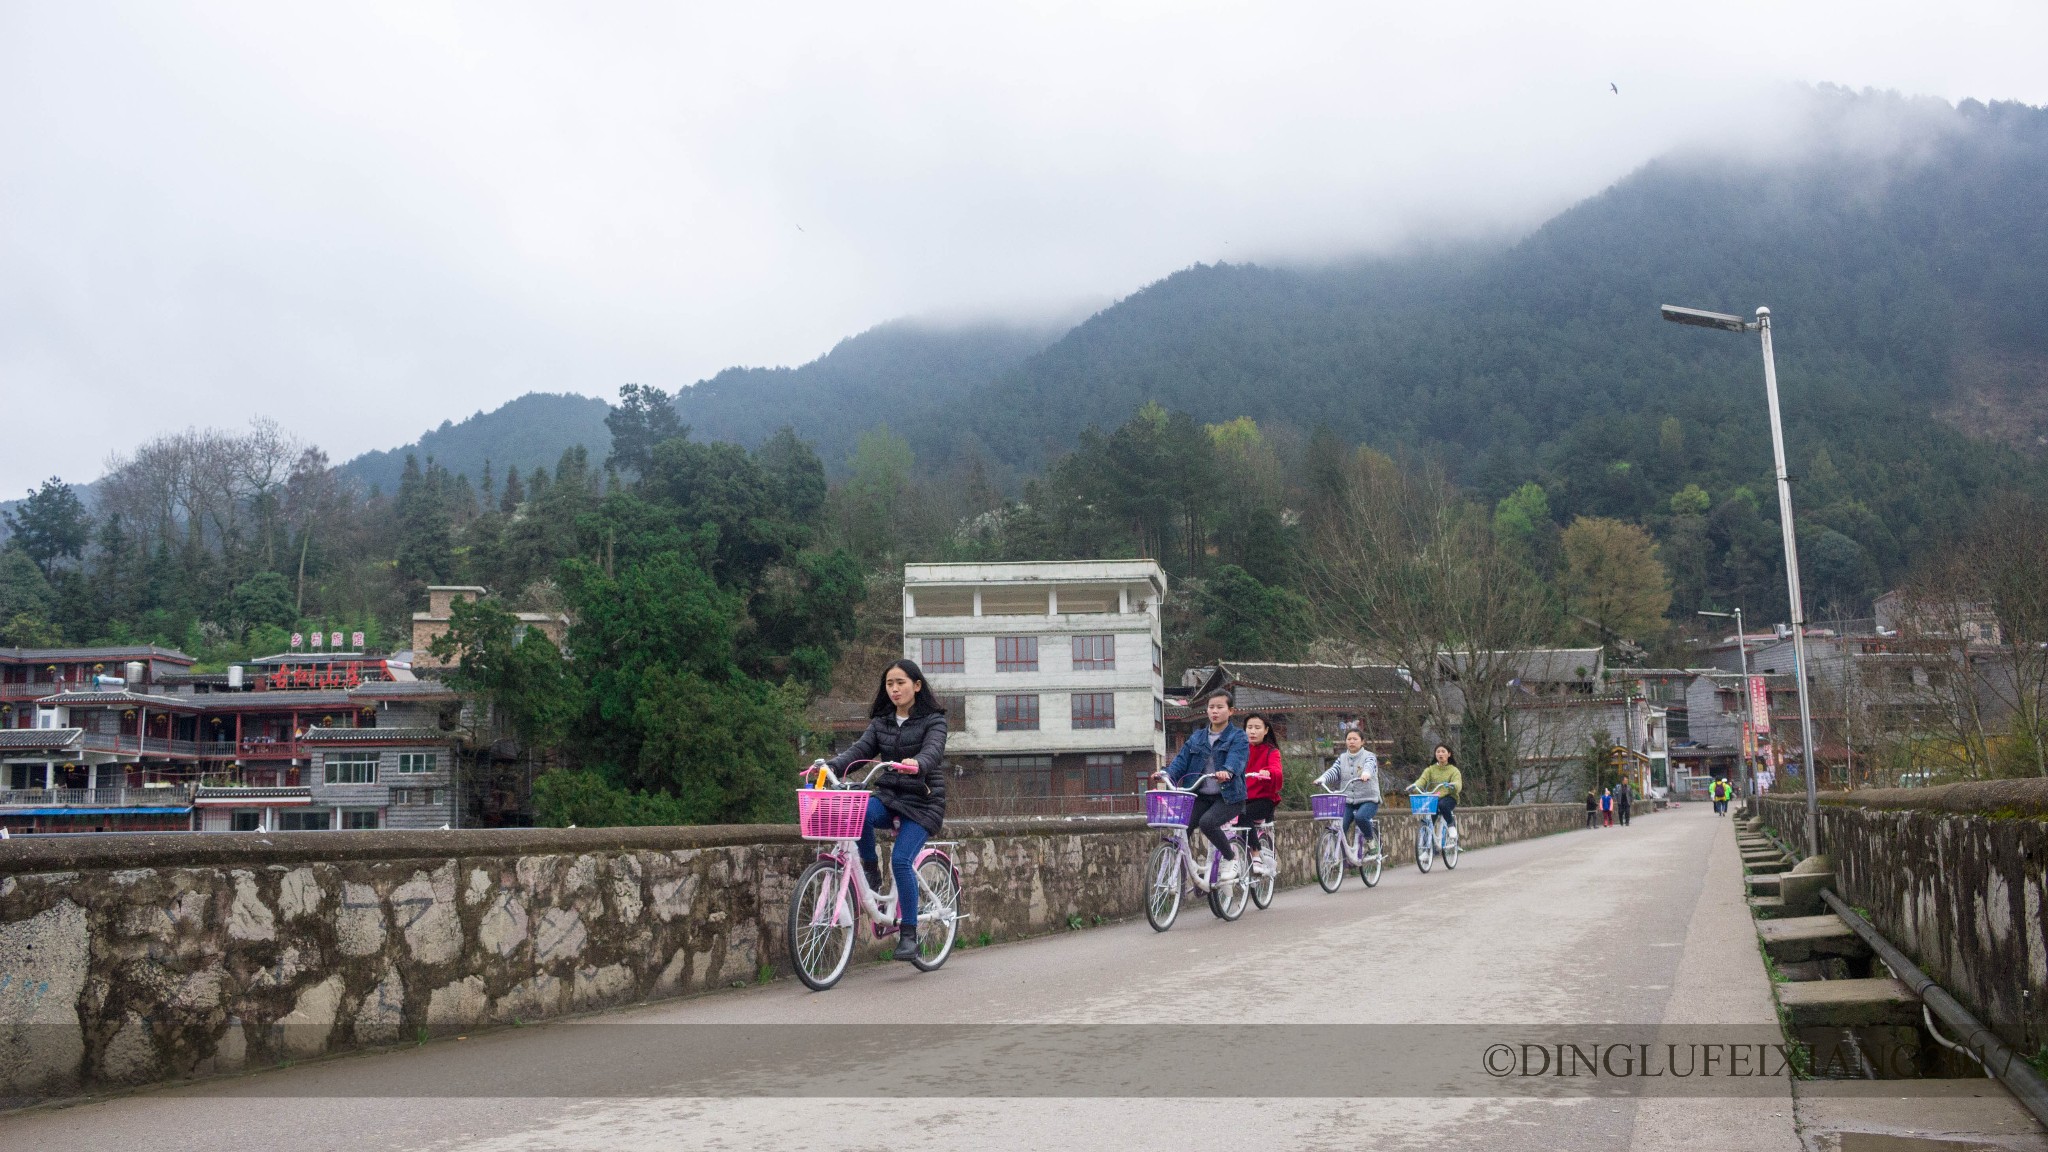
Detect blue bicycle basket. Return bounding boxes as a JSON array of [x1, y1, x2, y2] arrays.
[[1409, 794, 1438, 815]]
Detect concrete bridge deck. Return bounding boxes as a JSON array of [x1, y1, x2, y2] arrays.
[[2, 807, 1802, 1150]]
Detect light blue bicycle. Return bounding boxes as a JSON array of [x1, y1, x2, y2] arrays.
[[1408, 782, 1460, 873]]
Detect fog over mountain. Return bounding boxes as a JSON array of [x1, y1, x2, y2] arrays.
[[6, 3, 2048, 494]]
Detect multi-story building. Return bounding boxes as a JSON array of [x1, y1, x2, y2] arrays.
[[410, 585, 571, 670], [902, 560, 1167, 813], [1, 645, 461, 834]]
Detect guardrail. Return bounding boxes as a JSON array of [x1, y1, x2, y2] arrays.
[[0, 785, 196, 808]]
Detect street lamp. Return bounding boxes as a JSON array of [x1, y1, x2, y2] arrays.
[[1663, 303, 1821, 856], [1698, 608, 1754, 800]]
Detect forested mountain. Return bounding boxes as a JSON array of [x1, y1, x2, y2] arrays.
[[671, 318, 1067, 469], [340, 393, 614, 496], [897, 92, 2048, 621]]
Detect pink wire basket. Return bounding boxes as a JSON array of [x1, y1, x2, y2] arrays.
[[1310, 793, 1347, 822], [1144, 789, 1195, 827], [797, 789, 872, 841]]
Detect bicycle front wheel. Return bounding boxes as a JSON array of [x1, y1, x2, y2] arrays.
[[1316, 825, 1345, 892], [1416, 817, 1435, 873], [788, 859, 855, 991], [1145, 840, 1183, 932], [912, 854, 960, 971], [1357, 827, 1383, 888], [1441, 821, 1460, 870]]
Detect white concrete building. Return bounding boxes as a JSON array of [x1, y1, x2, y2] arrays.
[[902, 560, 1167, 805]]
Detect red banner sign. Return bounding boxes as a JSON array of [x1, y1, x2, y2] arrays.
[[1748, 676, 1771, 733]]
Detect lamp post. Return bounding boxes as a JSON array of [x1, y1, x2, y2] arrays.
[[1698, 607, 1754, 801], [1663, 304, 1821, 856]]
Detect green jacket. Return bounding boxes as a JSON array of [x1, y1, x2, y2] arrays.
[[1414, 762, 1463, 797]]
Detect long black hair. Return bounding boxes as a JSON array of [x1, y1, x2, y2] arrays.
[[869, 658, 942, 718], [1241, 712, 1280, 747], [1433, 742, 1458, 764]]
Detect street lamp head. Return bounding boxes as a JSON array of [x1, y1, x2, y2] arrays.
[[1696, 610, 1733, 619], [1661, 304, 1752, 333]]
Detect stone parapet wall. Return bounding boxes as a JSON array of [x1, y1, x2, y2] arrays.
[[0, 803, 1579, 1103], [1758, 791, 2048, 1063]]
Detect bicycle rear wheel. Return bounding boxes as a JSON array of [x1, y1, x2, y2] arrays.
[[1441, 822, 1460, 870], [1356, 827, 1383, 888], [911, 854, 960, 970], [1249, 833, 1276, 910], [788, 859, 855, 991], [1416, 818, 1435, 873], [1315, 825, 1345, 893], [1145, 840, 1183, 932]]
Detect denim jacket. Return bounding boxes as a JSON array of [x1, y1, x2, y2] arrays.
[[1165, 723, 1249, 805]]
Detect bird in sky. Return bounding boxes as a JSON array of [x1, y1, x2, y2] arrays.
[[796, 224, 806, 232], [1610, 82, 1619, 94]]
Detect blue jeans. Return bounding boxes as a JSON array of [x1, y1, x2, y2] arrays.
[[857, 796, 928, 930], [1344, 800, 1379, 843]]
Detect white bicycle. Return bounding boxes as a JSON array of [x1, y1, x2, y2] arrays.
[[1310, 789, 1384, 890], [1408, 782, 1460, 873]]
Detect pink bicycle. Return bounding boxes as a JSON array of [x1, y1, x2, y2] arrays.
[[787, 761, 961, 991]]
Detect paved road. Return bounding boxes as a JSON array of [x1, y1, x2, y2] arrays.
[[4, 805, 1799, 1151]]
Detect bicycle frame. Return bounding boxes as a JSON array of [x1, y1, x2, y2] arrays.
[[1155, 822, 1231, 895], [800, 762, 955, 939]]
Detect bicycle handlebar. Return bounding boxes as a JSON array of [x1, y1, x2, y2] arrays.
[[803, 759, 895, 789]]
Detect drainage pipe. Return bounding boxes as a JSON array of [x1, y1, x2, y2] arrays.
[[1820, 890, 2048, 1128]]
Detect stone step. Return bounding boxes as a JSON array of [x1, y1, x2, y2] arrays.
[[1776, 977, 1921, 1030], [1747, 873, 1782, 895], [1758, 915, 1872, 965], [1746, 857, 1795, 874]]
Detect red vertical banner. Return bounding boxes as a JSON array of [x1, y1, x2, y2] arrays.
[[1748, 676, 1772, 733], [1742, 720, 1755, 759]]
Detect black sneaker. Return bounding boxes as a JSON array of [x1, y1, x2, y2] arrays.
[[892, 928, 919, 962]]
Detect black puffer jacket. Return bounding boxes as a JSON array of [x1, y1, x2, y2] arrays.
[[825, 707, 948, 834]]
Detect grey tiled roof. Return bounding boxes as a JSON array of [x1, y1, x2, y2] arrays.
[[302, 726, 451, 744], [0, 646, 193, 664], [35, 690, 199, 710], [192, 691, 357, 710], [0, 728, 83, 750], [349, 680, 461, 700]]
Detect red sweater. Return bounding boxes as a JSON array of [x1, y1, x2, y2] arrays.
[[1245, 744, 1283, 801]]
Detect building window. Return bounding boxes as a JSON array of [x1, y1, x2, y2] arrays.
[[395, 788, 448, 807], [1072, 635, 1116, 671], [1084, 753, 1124, 793], [397, 752, 437, 774], [987, 755, 1052, 796], [230, 810, 262, 832], [341, 809, 381, 830], [324, 752, 378, 785], [1152, 641, 1163, 675], [996, 694, 1040, 731], [922, 637, 966, 674], [937, 694, 968, 733], [278, 809, 331, 831], [995, 636, 1039, 673], [1155, 697, 1165, 732], [1071, 692, 1116, 730]]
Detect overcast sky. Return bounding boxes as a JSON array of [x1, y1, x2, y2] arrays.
[[3, 2, 2045, 494]]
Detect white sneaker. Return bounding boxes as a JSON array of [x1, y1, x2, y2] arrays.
[[1217, 858, 1242, 883], [1258, 847, 1277, 872]]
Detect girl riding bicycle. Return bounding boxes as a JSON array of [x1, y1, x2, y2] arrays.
[[1413, 743, 1463, 829], [1317, 727, 1380, 851], [818, 658, 948, 961], [1241, 713, 1283, 875], [1157, 690, 1249, 882]]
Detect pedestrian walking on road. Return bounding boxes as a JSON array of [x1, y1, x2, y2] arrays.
[[1600, 788, 1614, 827], [1616, 784, 1632, 826], [1241, 713, 1283, 878], [1584, 790, 1599, 829], [1318, 727, 1381, 852]]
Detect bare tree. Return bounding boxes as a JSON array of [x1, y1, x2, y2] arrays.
[[1305, 449, 1556, 804]]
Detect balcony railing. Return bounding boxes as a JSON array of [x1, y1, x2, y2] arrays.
[[0, 785, 197, 808], [0, 682, 63, 702]]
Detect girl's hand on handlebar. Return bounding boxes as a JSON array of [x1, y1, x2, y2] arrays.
[[1212, 770, 1231, 782], [893, 760, 920, 774]]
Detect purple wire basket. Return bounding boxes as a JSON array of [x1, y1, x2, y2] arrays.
[[1144, 790, 1195, 827], [1310, 793, 1347, 821]]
